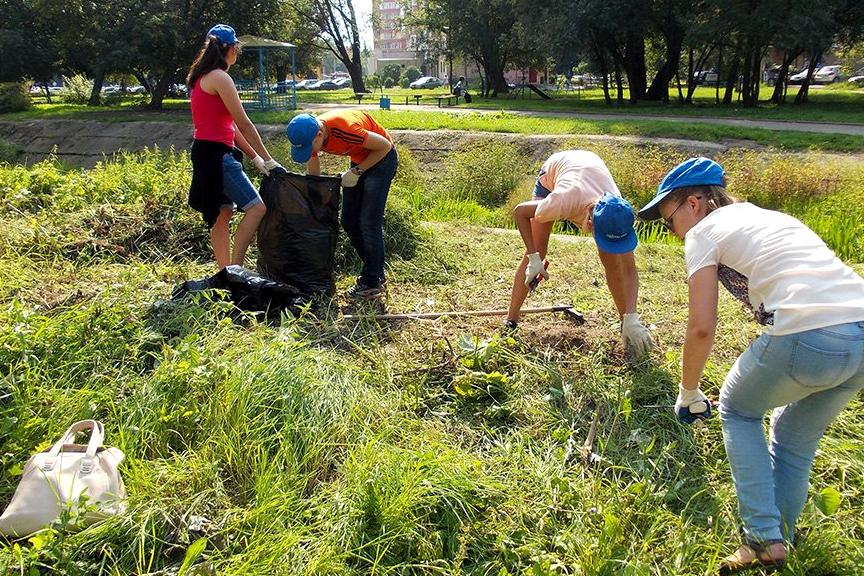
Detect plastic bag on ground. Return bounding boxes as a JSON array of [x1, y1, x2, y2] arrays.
[[172, 265, 309, 320], [256, 171, 341, 295]]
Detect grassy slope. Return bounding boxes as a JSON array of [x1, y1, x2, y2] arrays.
[[0, 150, 862, 576]]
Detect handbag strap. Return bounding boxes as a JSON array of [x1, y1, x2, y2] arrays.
[[42, 420, 105, 472]]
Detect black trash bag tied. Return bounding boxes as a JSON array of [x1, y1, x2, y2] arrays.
[[256, 170, 341, 295]]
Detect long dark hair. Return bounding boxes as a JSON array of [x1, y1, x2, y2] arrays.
[[186, 35, 239, 89]]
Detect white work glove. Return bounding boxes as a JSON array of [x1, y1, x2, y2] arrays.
[[524, 252, 549, 288], [341, 167, 361, 188], [621, 312, 653, 358], [263, 158, 284, 173], [675, 384, 712, 424], [251, 155, 269, 175]]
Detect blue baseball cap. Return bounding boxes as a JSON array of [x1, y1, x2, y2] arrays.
[[207, 24, 238, 45], [286, 114, 321, 163], [593, 193, 637, 254], [638, 157, 725, 220]]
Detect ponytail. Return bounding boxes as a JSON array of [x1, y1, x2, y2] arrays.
[[186, 35, 234, 89]]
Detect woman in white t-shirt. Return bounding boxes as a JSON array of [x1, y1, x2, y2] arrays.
[[639, 157, 864, 574]]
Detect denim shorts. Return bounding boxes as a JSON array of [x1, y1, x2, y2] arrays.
[[222, 153, 262, 210], [532, 180, 552, 199]]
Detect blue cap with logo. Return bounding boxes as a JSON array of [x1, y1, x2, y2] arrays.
[[593, 192, 637, 254], [638, 157, 725, 220], [207, 24, 238, 45], [286, 114, 321, 163]]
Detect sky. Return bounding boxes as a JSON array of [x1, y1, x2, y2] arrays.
[[354, 0, 375, 50]]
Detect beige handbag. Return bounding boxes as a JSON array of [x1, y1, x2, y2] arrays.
[[0, 420, 127, 538]]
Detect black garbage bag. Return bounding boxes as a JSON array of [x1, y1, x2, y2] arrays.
[[172, 265, 310, 320], [257, 170, 341, 295]]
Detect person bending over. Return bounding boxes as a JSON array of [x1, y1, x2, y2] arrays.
[[506, 150, 652, 358], [286, 111, 397, 299], [639, 157, 864, 574]]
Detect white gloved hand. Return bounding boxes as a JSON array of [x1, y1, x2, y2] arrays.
[[675, 384, 712, 424], [621, 312, 653, 358], [341, 168, 361, 188], [251, 155, 269, 175], [263, 158, 283, 173], [524, 252, 549, 288]]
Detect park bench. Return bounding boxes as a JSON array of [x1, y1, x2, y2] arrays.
[[404, 94, 423, 105], [351, 92, 375, 104], [433, 93, 460, 107]]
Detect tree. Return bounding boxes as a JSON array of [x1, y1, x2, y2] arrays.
[[0, 0, 61, 97], [296, 0, 366, 93]]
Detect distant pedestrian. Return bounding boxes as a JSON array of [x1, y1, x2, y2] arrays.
[[286, 110, 397, 299], [186, 24, 283, 269], [640, 157, 864, 574], [505, 150, 653, 359]]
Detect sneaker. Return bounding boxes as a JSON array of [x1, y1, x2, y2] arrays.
[[346, 279, 385, 300], [501, 319, 518, 332]]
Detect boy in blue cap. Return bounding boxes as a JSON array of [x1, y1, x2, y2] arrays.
[[286, 111, 397, 299], [506, 150, 653, 359], [640, 157, 864, 573]]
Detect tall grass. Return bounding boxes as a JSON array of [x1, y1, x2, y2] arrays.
[[0, 148, 862, 575], [393, 137, 863, 261]]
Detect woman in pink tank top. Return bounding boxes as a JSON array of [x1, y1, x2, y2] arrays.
[[187, 24, 284, 269]]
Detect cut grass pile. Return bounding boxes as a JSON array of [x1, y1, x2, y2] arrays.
[[0, 149, 863, 574]]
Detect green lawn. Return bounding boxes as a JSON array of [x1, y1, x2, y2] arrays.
[[298, 84, 864, 124], [0, 149, 862, 574], [6, 87, 864, 152]]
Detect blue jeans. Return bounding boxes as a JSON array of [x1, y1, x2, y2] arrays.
[[719, 321, 864, 543], [341, 147, 398, 286]]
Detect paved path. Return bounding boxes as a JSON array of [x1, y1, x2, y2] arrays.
[[301, 101, 864, 137]]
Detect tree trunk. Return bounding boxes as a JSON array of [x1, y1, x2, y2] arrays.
[[614, 59, 624, 105], [624, 29, 647, 102], [88, 68, 105, 106], [770, 49, 799, 104], [147, 70, 174, 109], [722, 48, 740, 105], [794, 51, 820, 105], [645, 25, 683, 102]]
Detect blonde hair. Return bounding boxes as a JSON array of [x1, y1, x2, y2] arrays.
[[665, 184, 736, 214]]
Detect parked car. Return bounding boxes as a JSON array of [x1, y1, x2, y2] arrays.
[[848, 67, 864, 86], [787, 67, 811, 85], [813, 65, 843, 84], [409, 76, 443, 89], [274, 80, 295, 93], [693, 68, 719, 86], [294, 79, 318, 90], [333, 77, 352, 89], [306, 79, 339, 90]]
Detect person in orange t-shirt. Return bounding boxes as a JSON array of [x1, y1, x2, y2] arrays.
[[286, 111, 397, 299]]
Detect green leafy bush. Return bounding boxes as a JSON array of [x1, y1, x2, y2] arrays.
[[62, 74, 94, 104], [0, 82, 32, 113], [0, 138, 21, 163]]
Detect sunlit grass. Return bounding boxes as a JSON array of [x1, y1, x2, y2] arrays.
[[0, 150, 862, 574]]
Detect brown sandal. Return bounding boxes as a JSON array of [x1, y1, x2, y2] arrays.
[[718, 540, 786, 575]]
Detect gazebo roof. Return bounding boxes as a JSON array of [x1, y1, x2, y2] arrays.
[[237, 35, 295, 49]]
